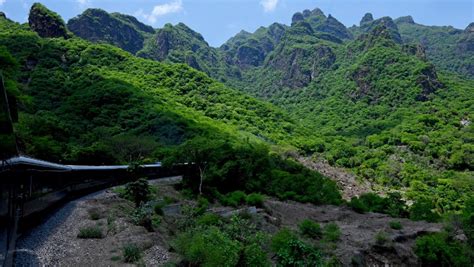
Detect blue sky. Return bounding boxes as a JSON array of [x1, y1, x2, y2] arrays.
[[0, 0, 472, 47]]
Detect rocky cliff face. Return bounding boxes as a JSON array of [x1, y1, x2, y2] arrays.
[[67, 9, 147, 54], [28, 3, 69, 38]]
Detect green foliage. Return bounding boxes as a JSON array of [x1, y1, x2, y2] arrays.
[[323, 223, 341, 242], [125, 178, 151, 207], [245, 193, 265, 207], [221, 191, 247, 207], [389, 221, 403, 230], [174, 226, 241, 267], [271, 228, 323, 266], [375, 231, 390, 246], [415, 232, 472, 266], [409, 197, 441, 223], [298, 219, 322, 239], [122, 244, 142, 263], [349, 192, 408, 217], [77, 226, 103, 239]]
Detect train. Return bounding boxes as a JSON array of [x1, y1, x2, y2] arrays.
[[0, 155, 193, 266]]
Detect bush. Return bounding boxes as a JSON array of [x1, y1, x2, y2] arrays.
[[299, 219, 322, 239], [197, 213, 221, 226], [409, 198, 441, 223], [415, 233, 472, 266], [245, 193, 265, 207], [221, 191, 247, 207], [274, 239, 323, 266], [123, 244, 142, 263], [323, 223, 341, 242], [77, 226, 103, 239], [389, 221, 403, 230], [271, 228, 297, 253], [87, 207, 101, 220], [375, 231, 389, 246], [174, 226, 241, 267], [241, 242, 271, 267], [349, 197, 368, 213], [125, 178, 151, 207]]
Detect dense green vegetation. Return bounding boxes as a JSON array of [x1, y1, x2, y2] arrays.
[[0, 10, 341, 207]]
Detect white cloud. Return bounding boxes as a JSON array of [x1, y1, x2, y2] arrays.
[[76, 0, 91, 8], [260, 0, 278, 13], [0, 0, 6, 6], [137, 0, 183, 24]]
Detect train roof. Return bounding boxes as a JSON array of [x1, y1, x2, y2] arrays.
[[0, 156, 162, 172]]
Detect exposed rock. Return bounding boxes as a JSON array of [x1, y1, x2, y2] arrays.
[[28, 3, 69, 38], [315, 14, 353, 40], [395, 15, 415, 24], [311, 8, 325, 17], [67, 8, 145, 54], [264, 199, 443, 266], [302, 9, 312, 18], [360, 17, 402, 43], [360, 13, 374, 25], [0, 12, 6, 19], [465, 22, 474, 33], [266, 42, 333, 88], [402, 44, 427, 60], [291, 12, 305, 24], [415, 64, 443, 101]]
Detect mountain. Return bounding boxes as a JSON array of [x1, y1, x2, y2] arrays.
[[395, 16, 474, 78], [67, 8, 154, 54]]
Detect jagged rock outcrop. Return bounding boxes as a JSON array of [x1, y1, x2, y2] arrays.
[[28, 3, 69, 38], [291, 12, 305, 24], [267, 43, 336, 88], [221, 23, 287, 68], [315, 14, 353, 40], [395, 16, 415, 24], [359, 16, 402, 43], [0, 12, 6, 20], [138, 23, 220, 74], [360, 13, 374, 25], [67, 9, 147, 54], [465, 22, 474, 33]]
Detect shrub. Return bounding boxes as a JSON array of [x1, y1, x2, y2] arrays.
[[389, 221, 403, 230], [271, 228, 297, 253], [275, 239, 323, 266], [222, 191, 247, 207], [123, 244, 142, 263], [241, 242, 271, 267], [348, 197, 368, 213], [323, 223, 341, 242], [77, 226, 103, 239], [409, 198, 441, 223], [174, 226, 241, 267], [245, 193, 265, 207], [87, 207, 101, 220], [375, 231, 389, 246], [299, 219, 322, 239], [197, 213, 221, 226], [125, 178, 151, 207], [415, 233, 471, 266], [154, 203, 164, 216]]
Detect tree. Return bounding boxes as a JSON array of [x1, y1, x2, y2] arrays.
[[171, 136, 226, 195]]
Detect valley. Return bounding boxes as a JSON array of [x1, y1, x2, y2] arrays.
[[0, 2, 473, 266]]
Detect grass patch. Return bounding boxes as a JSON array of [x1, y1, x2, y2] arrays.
[[123, 244, 142, 263], [77, 226, 103, 239], [88, 207, 101, 220], [389, 221, 403, 230], [322, 223, 341, 242], [299, 219, 322, 239]]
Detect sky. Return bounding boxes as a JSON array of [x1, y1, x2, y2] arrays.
[[0, 0, 472, 47]]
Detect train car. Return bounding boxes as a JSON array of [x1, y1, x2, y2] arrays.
[[0, 156, 192, 266]]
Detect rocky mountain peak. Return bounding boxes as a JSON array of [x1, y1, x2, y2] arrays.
[[0, 12, 6, 19], [465, 22, 474, 33], [28, 3, 69, 38], [360, 13, 374, 25], [395, 16, 415, 24], [311, 8, 325, 17], [291, 12, 305, 24]]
